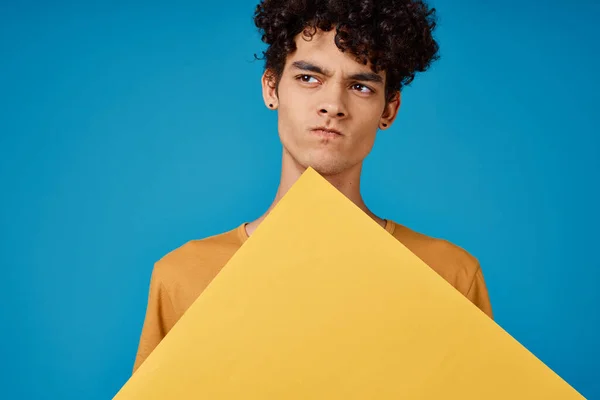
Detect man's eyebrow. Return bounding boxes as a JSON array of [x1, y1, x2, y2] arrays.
[[347, 72, 384, 85], [291, 60, 383, 85], [291, 60, 331, 76]]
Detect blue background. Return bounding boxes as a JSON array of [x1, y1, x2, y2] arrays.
[[1, 0, 598, 398]]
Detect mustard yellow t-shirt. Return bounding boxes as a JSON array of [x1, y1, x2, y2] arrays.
[[132, 220, 493, 373]]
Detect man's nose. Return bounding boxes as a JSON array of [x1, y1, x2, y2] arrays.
[[318, 106, 346, 118], [317, 85, 348, 119]]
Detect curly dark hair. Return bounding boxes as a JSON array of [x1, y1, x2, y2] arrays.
[[253, 0, 439, 103]]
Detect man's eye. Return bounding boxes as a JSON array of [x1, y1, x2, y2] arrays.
[[352, 83, 373, 93], [298, 75, 318, 83]]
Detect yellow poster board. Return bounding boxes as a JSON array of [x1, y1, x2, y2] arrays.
[[114, 167, 583, 399]]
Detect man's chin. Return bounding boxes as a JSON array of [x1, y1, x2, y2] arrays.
[[302, 158, 353, 177], [283, 145, 356, 176]]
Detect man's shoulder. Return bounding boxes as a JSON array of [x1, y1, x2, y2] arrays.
[[389, 221, 481, 294], [152, 224, 246, 282]]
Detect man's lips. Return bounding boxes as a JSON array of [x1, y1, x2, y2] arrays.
[[310, 127, 343, 138]]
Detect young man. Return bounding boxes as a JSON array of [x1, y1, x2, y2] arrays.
[[132, 0, 493, 373]]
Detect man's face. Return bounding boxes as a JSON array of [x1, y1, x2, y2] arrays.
[[264, 28, 399, 176]]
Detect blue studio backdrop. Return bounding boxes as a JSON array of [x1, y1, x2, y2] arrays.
[[1, 0, 598, 398]]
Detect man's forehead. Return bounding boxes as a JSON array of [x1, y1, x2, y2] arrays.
[[290, 29, 384, 78]]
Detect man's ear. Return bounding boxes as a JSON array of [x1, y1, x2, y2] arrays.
[[379, 91, 401, 130], [261, 69, 279, 109]]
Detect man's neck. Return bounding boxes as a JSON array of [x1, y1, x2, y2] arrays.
[[245, 150, 385, 236]]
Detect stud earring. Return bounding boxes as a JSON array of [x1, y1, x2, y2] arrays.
[[382, 123, 388, 127], [269, 104, 273, 108]]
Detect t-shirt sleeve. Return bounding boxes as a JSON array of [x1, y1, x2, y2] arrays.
[[466, 265, 494, 319], [132, 264, 177, 374]]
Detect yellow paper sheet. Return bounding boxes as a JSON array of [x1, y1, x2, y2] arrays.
[[114, 167, 583, 399]]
